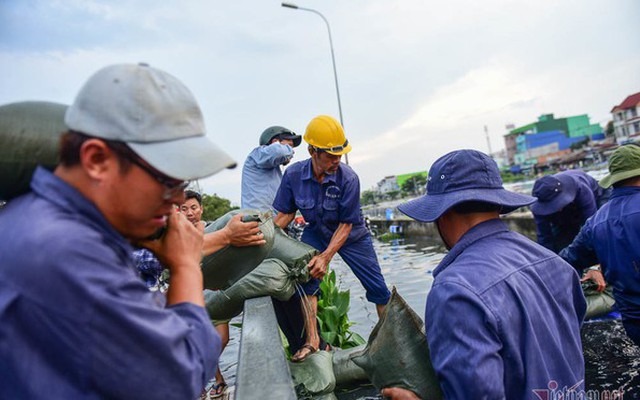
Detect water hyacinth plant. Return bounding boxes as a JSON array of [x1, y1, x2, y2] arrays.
[[317, 270, 366, 349]]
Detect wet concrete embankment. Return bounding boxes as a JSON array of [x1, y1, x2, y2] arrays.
[[369, 211, 537, 241]]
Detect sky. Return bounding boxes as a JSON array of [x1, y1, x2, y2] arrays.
[[1, 0, 639, 205]]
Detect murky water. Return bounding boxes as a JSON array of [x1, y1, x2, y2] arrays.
[[217, 234, 639, 399]]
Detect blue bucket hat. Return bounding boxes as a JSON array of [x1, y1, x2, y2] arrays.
[[529, 173, 578, 216], [397, 149, 536, 222]]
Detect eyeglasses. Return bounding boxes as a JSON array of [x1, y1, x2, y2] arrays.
[[106, 141, 190, 200], [123, 153, 190, 200], [313, 140, 349, 153]]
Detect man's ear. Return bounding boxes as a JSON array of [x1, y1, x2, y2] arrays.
[[79, 139, 115, 180]]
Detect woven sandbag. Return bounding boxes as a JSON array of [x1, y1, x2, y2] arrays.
[[268, 226, 317, 281], [0, 101, 68, 200], [201, 209, 275, 290], [289, 351, 336, 395], [331, 345, 368, 386], [582, 281, 616, 320], [350, 288, 443, 400], [204, 258, 295, 321]]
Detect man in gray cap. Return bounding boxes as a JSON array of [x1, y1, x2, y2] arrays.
[[561, 144, 640, 346], [382, 149, 585, 400], [0, 63, 235, 398]]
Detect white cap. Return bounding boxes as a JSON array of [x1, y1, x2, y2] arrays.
[[64, 63, 236, 180]]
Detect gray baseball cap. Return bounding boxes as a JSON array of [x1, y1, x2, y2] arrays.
[[65, 63, 236, 180]]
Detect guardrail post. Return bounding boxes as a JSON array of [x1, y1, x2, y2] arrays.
[[234, 296, 297, 400]]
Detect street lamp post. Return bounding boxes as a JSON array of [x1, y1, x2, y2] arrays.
[[281, 2, 348, 165]]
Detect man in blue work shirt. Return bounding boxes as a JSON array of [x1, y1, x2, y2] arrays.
[[531, 170, 610, 253], [0, 63, 237, 399], [272, 115, 391, 362], [383, 149, 585, 400], [241, 125, 301, 212], [561, 144, 640, 346]]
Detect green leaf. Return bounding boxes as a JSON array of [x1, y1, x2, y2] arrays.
[[314, 267, 364, 349]]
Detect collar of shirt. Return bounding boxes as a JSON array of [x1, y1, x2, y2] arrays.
[[610, 185, 640, 199], [31, 166, 134, 259], [301, 158, 338, 184], [433, 218, 509, 278]]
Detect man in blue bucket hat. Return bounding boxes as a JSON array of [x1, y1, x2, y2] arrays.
[[561, 144, 640, 346], [382, 149, 586, 400], [531, 170, 610, 253]]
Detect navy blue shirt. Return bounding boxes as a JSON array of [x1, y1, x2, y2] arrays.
[[560, 186, 640, 327], [534, 170, 608, 253], [273, 159, 369, 244], [0, 168, 220, 399], [427, 219, 586, 399]]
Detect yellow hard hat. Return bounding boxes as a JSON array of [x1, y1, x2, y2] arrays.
[[304, 115, 352, 155]]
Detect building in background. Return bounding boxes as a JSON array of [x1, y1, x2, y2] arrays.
[[611, 92, 640, 144], [503, 113, 603, 169], [376, 176, 400, 195]]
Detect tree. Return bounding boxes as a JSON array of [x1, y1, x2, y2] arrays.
[[360, 189, 377, 205], [400, 174, 427, 197], [386, 190, 400, 200], [570, 137, 589, 151], [201, 193, 238, 222], [401, 179, 416, 196], [605, 120, 614, 137]]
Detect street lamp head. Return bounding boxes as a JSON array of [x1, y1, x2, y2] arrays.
[[281, 2, 298, 9]]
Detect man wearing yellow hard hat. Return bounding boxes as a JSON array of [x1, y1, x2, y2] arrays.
[[272, 115, 390, 362]]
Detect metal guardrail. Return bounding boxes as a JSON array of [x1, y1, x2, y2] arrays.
[[234, 296, 297, 400]]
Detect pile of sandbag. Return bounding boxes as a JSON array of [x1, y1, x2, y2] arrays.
[[289, 288, 443, 400], [203, 210, 317, 321], [582, 280, 616, 320], [0, 101, 68, 200]]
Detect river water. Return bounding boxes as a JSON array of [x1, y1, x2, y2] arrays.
[[217, 233, 640, 398]]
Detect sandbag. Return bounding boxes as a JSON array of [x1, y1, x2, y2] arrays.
[[350, 288, 443, 400], [0, 101, 68, 200], [289, 351, 336, 395], [331, 345, 368, 385], [201, 209, 275, 290], [204, 258, 296, 321], [582, 281, 616, 320], [268, 226, 318, 282]]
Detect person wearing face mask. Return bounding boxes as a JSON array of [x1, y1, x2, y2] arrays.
[[241, 126, 301, 213], [382, 149, 586, 400]]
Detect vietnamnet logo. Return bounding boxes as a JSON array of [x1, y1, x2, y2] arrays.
[[532, 380, 625, 400]]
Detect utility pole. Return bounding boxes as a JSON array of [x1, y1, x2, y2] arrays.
[[282, 2, 348, 164], [484, 125, 493, 156]]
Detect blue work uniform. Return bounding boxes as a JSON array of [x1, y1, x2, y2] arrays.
[[0, 168, 220, 399], [241, 142, 294, 212], [427, 219, 586, 399], [560, 186, 640, 345], [272, 159, 390, 355], [133, 248, 164, 288], [273, 158, 390, 304], [534, 170, 610, 253]]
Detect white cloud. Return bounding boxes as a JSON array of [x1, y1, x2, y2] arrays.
[[1, 0, 639, 203]]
